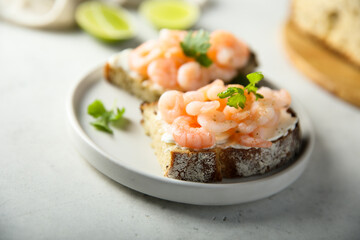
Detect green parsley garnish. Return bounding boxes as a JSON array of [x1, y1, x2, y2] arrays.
[[245, 71, 265, 100], [87, 99, 125, 134], [217, 71, 265, 109], [180, 29, 213, 67], [217, 87, 247, 109]]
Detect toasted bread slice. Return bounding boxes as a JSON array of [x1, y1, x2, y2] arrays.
[[141, 102, 301, 183], [104, 51, 258, 102]]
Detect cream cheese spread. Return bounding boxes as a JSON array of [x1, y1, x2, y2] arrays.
[[108, 48, 132, 70]]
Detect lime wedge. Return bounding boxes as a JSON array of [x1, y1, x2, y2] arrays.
[[139, 0, 200, 30], [75, 1, 135, 41]]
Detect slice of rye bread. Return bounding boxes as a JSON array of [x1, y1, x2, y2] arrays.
[[104, 52, 258, 102], [140, 102, 302, 183]]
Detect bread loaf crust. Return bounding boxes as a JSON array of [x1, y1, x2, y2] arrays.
[[141, 102, 302, 183], [290, 0, 360, 67]]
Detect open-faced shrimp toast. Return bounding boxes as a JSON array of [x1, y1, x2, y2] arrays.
[[141, 75, 301, 183], [104, 29, 258, 102]]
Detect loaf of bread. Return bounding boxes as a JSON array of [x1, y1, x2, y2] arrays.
[[141, 102, 301, 183], [290, 0, 360, 67]]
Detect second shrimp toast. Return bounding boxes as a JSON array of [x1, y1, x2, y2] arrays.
[[104, 29, 258, 102]]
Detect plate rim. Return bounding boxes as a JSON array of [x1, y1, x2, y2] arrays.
[[66, 65, 315, 204]]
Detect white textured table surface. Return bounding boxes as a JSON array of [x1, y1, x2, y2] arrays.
[[1, 1, 360, 239]]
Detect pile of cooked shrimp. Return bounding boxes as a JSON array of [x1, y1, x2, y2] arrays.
[[158, 80, 292, 149], [129, 29, 250, 91]]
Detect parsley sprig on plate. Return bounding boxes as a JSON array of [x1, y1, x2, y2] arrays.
[[87, 99, 125, 134], [180, 29, 213, 67], [218, 72, 264, 109]]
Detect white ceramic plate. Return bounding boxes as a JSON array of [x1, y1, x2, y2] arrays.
[[67, 66, 314, 205]]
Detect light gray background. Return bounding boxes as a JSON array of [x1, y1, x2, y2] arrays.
[[1, 0, 359, 239]]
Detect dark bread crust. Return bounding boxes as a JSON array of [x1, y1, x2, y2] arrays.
[[141, 102, 302, 183], [219, 124, 301, 178], [169, 150, 222, 182], [104, 51, 258, 102]]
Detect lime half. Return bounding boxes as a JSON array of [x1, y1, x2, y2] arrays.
[[75, 1, 135, 41], [140, 0, 200, 30]]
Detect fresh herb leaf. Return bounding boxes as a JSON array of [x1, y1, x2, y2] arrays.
[[195, 54, 213, 67], [217, 71, 265, 109], [180, 29, 213, 67], [88, 100, 107, 118], [91, 118, 113, 133], [217, 87, 242, 98], [109, 107, 126, 121], [227, 89, 247, 109], [87, 99, 125, 134], [217, 87, 246, 109], [245, 72, 264, 100], [246, 71, 264, 83], [254, 93, 264, 100]]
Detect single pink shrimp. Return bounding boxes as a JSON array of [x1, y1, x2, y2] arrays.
[[129, 40, 163, 76], [250, 101, 276, 126], [159, 29, 187, 47], [197, 111, 237, 133], [147, 58, 178, 89], [159, 29, 192, 68], [159, 30, 190, 66], [205, 79, 226, 100], [177, 62, 209, 91], [158, 90, 185, 124], [208, 64, 237, 82], [208, 30, 250, 69], [171, 116, 215, 149], [183, 91, 205, 105], [186, 100, 220, 116], [237, 120, 258, 134], [216, 98, 228, 112], [164, 46, 190, 67], [257, 87, 291, 110], [273, 89, 291, 109], [223, 106, 250, 122], [257, 87, 273, 99], [232, 134, 272, 148], [262, 108, 280, 128]]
